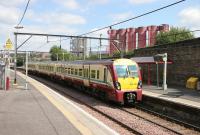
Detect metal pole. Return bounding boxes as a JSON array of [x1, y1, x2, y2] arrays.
[[99, 34, 102, 60], [156, 62, 159, 88], [163, 53, 167, 91], [89, 39, 91, 57], [25, 51, 28, 90], [14, 34, 17, 84]]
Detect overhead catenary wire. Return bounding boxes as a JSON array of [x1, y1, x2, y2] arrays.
[[30, 0, 186, 51], [79, 0, 186, 36], [16, 0, 31, 26], [48, 0, 186, 43]]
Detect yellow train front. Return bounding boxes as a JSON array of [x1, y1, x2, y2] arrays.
[[112, 59, 142, 104], [28, 58, 142, 105]]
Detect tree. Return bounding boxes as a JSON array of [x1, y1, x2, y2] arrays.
[[49, 46, 71, 61], [156, 27, 194, 45]]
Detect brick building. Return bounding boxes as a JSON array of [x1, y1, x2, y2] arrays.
[[107, 24, 169, 55]]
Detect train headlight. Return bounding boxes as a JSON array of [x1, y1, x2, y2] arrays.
[[137, 80, 142, 89], [115, 81, 121, 90]]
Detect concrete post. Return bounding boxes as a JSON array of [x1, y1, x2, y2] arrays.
[[163, 53, 167, 91]]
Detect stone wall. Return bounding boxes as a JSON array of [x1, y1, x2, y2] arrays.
[[132, 38, 200, 86]]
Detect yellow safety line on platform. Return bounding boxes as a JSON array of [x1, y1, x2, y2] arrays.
[[18, 72, 93, 135]]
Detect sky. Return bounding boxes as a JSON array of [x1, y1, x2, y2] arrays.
[[0, 0, 200, 52]]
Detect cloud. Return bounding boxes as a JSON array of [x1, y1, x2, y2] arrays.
[[27, 11, 86, 25], [54, 0, 80, 10], [111, 12, 133, 23], [88, 0, 109, 5], [21, 25, 78, 35], [0, 5, 20, 25], [179, 7, 200, 28], [0, 0, 25, 7], [129, 0, 156, 4]]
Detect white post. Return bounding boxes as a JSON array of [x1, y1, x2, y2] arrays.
[[163, 53, 167, 91], [25, 51, 28, 90]]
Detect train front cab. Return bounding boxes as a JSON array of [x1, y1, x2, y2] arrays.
[[113, 59, 142, 104]]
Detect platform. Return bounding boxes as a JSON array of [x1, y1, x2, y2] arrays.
[[143, 85, 200, 109], [0, 71, 118, 135]]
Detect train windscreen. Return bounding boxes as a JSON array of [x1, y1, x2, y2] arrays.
[[115, 65, 138, 78]]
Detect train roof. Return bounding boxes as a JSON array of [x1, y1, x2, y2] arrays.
[[29, 58, 134, 65], [29, 59, 114, 65]]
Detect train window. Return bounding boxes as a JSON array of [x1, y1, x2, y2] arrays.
[[68, 68, 70, 74], [75, 69, 78, 75], [97, 70, 99, 79], [71, 68, 74, 74], [128, 65, 138, 77], [115, 65, 128, 77], [65, 68, 68, 74], [61, 67, 64, 73], [83, 69, 86, 77], [91, 70, 96, 79], [104, 68, 107, 83], [87, 69, 89, 78], [79, 69, 83, 76]]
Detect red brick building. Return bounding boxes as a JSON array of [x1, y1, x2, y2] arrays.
[[107, 24, 169, 55]]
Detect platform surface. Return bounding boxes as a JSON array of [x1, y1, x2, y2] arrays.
[[143, 85, 200, 109], [0, 71, 118, 135]]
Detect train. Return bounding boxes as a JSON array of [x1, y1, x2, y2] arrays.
[[28, 58, 142, 105]]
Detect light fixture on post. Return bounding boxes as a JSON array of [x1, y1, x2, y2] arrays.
[[13, 25, 24, 85]]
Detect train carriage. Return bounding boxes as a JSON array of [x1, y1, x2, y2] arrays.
[[28, 58, 142, 104]]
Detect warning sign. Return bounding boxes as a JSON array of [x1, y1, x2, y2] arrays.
[[5, 38, 13, 50]]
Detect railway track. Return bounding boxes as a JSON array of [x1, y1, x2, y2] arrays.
[[121, 107, 199, 135], [135, 105, 200, 132], [30, 75, 143, 135], [25, 72, 199, 135]]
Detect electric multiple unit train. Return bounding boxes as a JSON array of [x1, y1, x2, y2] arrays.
[[28, 58, 142, 104]]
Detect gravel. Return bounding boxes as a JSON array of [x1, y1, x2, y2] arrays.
[[32, 76, 200, 135]]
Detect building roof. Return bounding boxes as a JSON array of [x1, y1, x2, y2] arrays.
[[131, 56, 172, 64]]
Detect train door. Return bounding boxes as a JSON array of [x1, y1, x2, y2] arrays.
[[83, 64, 90, 86]]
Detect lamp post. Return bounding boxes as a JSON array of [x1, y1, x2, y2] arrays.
[[14, 25, 23, 85]]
